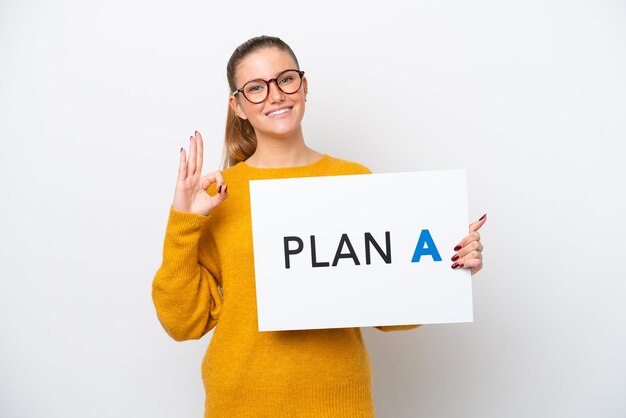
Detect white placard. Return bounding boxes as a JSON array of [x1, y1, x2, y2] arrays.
[[249, 169, 472, 331]]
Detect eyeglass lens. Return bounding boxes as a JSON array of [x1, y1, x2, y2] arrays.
[[242, 70, 302, 103]]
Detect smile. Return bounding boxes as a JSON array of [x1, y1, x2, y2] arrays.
[[266, 107, 292, 117]]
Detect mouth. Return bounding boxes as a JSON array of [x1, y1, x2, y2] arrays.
[[265, 106, 293, 117]]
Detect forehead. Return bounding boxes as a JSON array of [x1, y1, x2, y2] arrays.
[[235, 47, 298, 84]]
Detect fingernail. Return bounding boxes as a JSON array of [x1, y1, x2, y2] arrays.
[[451, 254, 459, 261], [190, 136, 193, 141], [195, 130, 199, 136], [451, 262, 460, 269], [454, 244, 462, 251], [217, 185, 222, 193], [459, 263, 464, 268], [223, 185, 228, 193], [479, 213, 486, 221], [180, 147, 183, 153]]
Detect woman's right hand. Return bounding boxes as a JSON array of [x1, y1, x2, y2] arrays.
[[172, 130, 228, 216]]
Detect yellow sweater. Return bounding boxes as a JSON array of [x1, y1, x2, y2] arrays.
[[152, 155, 420, 418]]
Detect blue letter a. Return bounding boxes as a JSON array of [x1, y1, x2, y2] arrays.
[[411, 229, 442, 262]]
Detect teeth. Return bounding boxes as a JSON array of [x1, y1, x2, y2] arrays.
[[268, 108, 290, 116]]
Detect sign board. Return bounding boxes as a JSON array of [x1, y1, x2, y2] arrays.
[[249, 169, 472, 331]]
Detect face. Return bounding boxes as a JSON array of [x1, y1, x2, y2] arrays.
[[229, 47, 308, 140]]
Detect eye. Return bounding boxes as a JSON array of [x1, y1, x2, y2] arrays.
[[278, 76, 294, 85], [245, 83, 266, 94]]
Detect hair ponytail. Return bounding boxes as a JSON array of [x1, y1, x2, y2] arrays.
[[222, 35, 300, 169], [222, 105, 257, 169]]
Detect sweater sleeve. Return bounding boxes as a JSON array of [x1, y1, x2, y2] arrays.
[[374, 325, 422, 332], [152, 206, 223, 341]]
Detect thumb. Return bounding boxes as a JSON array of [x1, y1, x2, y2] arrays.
[[469, 213, 487, 233]]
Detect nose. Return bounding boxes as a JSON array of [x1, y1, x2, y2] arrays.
[[267, 79, 285, 103]]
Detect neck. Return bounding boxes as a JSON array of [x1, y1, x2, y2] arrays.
[[245, 129, 323, 168]]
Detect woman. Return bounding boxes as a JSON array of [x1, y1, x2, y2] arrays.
[[152, 35, 486, 418]]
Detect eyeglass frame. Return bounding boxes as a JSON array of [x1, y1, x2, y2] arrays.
[[232, 69, 306, 104]]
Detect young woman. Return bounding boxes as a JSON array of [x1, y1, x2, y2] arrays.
[[152, 35, 486, 418]]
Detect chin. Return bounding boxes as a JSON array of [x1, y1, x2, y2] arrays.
[[264, 128, 299, 139], [259, 120, 302, 138]]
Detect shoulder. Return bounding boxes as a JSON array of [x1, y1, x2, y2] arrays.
[[218, 162, 246, 183], [321, 155, 372, 175], [220, 162, 241, 176]]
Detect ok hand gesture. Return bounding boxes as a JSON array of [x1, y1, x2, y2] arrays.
[[172, 131, 228, 216]]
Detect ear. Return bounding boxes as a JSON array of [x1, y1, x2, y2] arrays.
[[229, 95, 248, 120], [303, 76, 308, 98]]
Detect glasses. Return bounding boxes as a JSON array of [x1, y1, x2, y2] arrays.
[[232, 69, 305, 104]]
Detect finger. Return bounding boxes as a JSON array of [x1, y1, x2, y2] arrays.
[[469, 213, 487, 233], [451, 240, 482, 261], [214, 170, 225, 192], [195, 131, 204, 175], [198, 174, 213, 190], [188, 136, 197, 175], [202, 171, 224, 193], [460, 250, 482, 264], [178, 147, 187, 180], [199, 173, 227, 201], [453, 230, 480, 252], [202, 171, 224, 191], [452, 257, 482, 271], [211, 184, 229, 207], [452, 250, 482, 269]]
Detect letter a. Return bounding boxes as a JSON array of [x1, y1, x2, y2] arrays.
[[332, 234, 361, 266], [411, 229, 442, 263]]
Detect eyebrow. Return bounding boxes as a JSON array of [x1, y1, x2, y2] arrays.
[[242, 68, 297, 86]]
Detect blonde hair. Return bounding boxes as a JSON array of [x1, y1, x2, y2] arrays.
[[223, 105, 257, 168], [222, 35, 300, 169]]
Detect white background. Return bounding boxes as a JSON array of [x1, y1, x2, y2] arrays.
[[1, 1, 624, 417]]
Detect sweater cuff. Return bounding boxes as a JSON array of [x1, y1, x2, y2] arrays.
[[374, 324, 422, 332], [167, 206, 213, 232]]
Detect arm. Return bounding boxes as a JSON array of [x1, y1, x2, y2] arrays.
[[152, 131, 227, 341], [152, 207, 223, 341]]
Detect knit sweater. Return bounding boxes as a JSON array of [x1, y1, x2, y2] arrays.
[[152, 154, 420, 418]]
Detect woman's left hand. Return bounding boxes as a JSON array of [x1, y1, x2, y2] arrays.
[[451, 214, 487, 276]]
